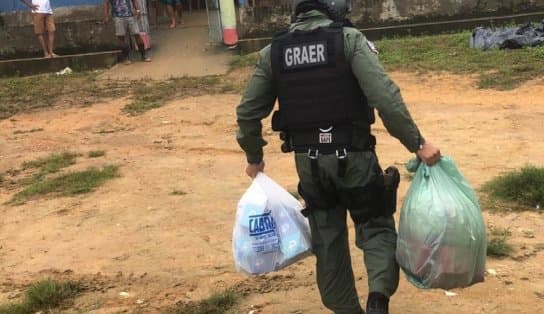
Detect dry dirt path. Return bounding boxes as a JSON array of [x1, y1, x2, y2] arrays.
[[0, 71, 543, 313], [99, 11, 232, 80]]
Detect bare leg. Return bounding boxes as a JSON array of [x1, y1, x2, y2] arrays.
[[135, 35, 151, 61], [166, 4, 176, 28], [151, 1, 158, 29], [48, 31, 58, 57], [176, 3, 183, 25], [36, 34, 50, 58], [117, 35, 131, 64]]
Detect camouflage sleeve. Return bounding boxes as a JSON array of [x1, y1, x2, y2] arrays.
[[236, 46, 277, 163], [344, 29, 424, 153]]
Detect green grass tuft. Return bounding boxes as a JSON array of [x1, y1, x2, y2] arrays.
[[482, 166, 544, 208], [376, 32, 544, 90], [0, 72, 129, 120], [9, 165, 119, 204], [487, 237, 514, 257], [124, 76, 223, 115], [487, 226, 514, 258], [167, 290, 240, 314], [229, 53, 259, 70], [24, 280, 82, 311], [22, 152, 78, 174], [87, 150, 106, 158], [0, 280, 82, 314], [0, 303, 27, 314]]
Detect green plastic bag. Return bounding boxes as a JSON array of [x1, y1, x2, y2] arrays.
[[396, 156, 487, 289]]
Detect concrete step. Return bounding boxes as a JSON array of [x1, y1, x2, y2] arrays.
[[0, 50, 121, 77]]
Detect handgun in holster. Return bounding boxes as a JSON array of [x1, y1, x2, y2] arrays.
[[380, 166, 401, 215]]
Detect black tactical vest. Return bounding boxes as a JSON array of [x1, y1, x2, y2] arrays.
[[270, 23, 374, 151]]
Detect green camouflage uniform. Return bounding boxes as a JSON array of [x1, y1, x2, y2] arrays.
[[236, 10, 423, 314]]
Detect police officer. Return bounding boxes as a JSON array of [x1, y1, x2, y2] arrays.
[[236, 1, 441, 313]]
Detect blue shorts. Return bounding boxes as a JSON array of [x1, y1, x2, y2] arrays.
[[160, 0, 184, 5]]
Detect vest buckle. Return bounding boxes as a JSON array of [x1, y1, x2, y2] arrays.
[[336, 148, 348, 160], [308, 148, 319, 160]]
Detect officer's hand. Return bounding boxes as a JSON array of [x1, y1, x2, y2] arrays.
[[417, 142, 441, 166], [246, 161, 265, 178]]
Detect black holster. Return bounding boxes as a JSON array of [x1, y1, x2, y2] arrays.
[[379, 166, 401, 216], [340, 166, 400, 224]]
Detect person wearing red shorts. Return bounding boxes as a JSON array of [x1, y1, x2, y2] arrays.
[[20, 0, 58, 58]]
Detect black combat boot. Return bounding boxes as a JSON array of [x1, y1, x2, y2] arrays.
[[366, 292, 389, 314]]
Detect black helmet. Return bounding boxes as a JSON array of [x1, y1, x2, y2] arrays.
[[292, 0, 352, 20]]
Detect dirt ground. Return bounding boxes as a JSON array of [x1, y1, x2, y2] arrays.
[[0, 70, 543, 314], [99, 11, 233, 81]]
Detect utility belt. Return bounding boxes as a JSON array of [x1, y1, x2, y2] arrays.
[[279, 126, 376, 182], [280, 126, 399, 222], [280, 125, 376, 155]]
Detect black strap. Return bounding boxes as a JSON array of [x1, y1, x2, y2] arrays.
[[337, 159, 347, 177], [337, 157, 347, 178], [311, 157, 320, 183]]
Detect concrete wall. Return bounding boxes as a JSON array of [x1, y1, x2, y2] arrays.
[[238, 0, 544, 38], [0, 0, 103, 12], [0, 4, 118, 59]]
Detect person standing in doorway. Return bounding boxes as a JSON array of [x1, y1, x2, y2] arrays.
[[20, 0, 58, 58], [103, 0, 151, 64]]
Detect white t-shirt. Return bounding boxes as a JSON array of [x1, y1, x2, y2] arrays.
[[31, 0, 53, 14]]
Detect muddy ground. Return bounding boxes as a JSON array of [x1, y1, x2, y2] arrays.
[[0, 71, 543, 313]]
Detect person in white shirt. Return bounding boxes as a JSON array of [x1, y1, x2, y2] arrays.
[[20, 0, 58, 58]]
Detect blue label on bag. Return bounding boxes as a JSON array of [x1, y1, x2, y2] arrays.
[[249, 212, 280, 253], [249, 212, 276, 236]]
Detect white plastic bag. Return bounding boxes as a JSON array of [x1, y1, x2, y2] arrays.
[[233, 173, 312, 275]]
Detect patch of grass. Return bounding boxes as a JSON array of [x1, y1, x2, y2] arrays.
[[124, 76, 224, 115], [482, 166, 544, 208], [167, 290, 240, 314], [487, 237, 514, 257], [0, 280, 82, 314], [0, 303, 27, 314], [0, 72, 129, 120], [22, 152, 78, 174], [377, 32, 544, 89], [171, 189, 187, 196], [487, 226, 514, 258], [87, 150, 106, 158], [9, 165, 119, 204], [229, 53, 259, 70]]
